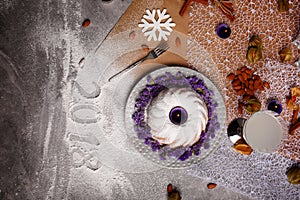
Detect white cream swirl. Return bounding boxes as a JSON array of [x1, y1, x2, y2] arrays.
[[146, 87, 208, 148]]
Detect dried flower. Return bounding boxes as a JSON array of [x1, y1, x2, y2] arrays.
[[286, 164, 300, 185], [278, 0, 290, 12], [279, 48, 292, 62], [247, 35, 263, 63], [245, 98, 261, 113], [249, 35, 262, 50], [247, 46, 262, 63], [213, 0, 235, 21]]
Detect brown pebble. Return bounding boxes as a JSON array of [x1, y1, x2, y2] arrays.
[[207, 183, 217, 189]]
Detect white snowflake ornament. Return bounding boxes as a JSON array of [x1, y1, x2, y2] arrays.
[[138, 9, 176, 41]]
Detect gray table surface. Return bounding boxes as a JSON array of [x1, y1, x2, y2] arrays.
[[0, 0, 251, 199]]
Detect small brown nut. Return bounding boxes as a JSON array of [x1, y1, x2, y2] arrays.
[[252, 74, 260, 80], [249, 84, 254, 91], [245, 88, 254, 95], [237, 89, 245, 95], [233, 144, 253, 155], [233, 139, 253, 155], [263, 81, 270, 89], [258, 85, 264, 91], [238, 106, 243, 114], [233, 85, 242, 90], [226, 73, 236, 80], [232, 79, 241, 86], [82, 19, 91, 27], [237, 69, 242, 75], [241, 84, 245, 90], [245, 68, 252, 75], [241, 66, 247, 72], [207, 183, 217, 189], [241, 73, 248, 81], [238, 74, 245, 83], [243, 95, 251, 101], [249, 79, 254, 85], [254, 79, 260, 89], [238, 102, 244, 114]]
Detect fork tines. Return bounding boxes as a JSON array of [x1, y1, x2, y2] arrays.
[[153, 41, 169, 58]]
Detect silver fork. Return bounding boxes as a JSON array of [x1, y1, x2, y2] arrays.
[[108, 41, 169, 82]]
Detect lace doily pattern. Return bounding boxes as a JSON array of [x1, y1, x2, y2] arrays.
[[188, 1, 300, 159], [186, 138, 300, 200], [187, 0, 300, 198]]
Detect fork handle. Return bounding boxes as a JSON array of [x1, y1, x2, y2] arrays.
[[108, 56, 147, 82]]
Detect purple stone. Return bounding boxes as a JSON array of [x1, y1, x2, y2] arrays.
[[169, 106, 188, 125], [216, 23, 231, 39]]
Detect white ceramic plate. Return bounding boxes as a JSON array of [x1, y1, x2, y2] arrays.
[[125, 66, 226, 168]]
